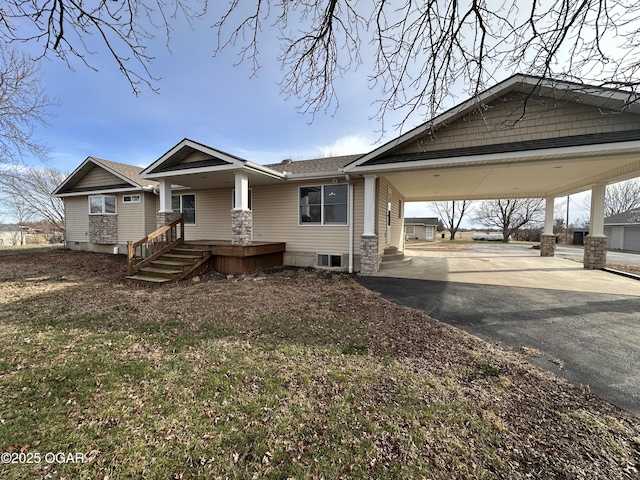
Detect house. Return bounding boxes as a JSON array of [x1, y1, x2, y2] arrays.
[[0, 224, 26, 247], [604, 209, 640, 252], [404, 218, 441, 240], [54, 74, 640, 280]]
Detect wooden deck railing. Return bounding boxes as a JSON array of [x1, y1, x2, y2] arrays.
[[127, 215, 184, 276]]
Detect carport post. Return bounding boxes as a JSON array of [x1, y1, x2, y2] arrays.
[[540, 197, 556, 257], [361, 175, 379, 275], [584, 184, 607, 269]]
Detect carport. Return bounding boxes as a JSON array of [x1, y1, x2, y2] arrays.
[[344, 75, 640, 274]]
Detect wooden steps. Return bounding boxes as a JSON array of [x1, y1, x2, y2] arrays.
[[126, 245, 211, 285]]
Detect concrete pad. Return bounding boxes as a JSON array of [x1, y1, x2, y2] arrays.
[[360, 242, 640, 417], [385, 243, 640, 296]]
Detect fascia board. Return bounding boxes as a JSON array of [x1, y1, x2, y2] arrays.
[[283, 171, 345, 181], [244, 162, 286, 179], [142, 163, 241, 178], [348, 139, 640, 174], [55, 187, 144, 197]]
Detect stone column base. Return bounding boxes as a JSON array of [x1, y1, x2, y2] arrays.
[[231, 209, 252, 246], [540, 234, 556, 257], [583, 235, 607, 269], [156, 211, 179, 229], [360, 235, 379, 275]]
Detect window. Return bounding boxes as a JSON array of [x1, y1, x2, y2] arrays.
[[299, 184, 348, 225], [317, 254, 342, 268], [89, 195, 116, 214], [123, 194, 141, 203], [172, 194, 196, 225]]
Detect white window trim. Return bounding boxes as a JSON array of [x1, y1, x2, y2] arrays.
[[88, 195, 117, 215], [172, 193, 197, 226], [123, 194, 141, 203], [316, 253, 343, 268], [298, 184, 349, 226], [405, 225, 415, 234]]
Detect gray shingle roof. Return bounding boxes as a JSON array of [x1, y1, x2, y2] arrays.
[[91, 157, 159, 187], [264, 154, 363, 175], [604, 209, 640, 224], [404, 217, 440, 226]]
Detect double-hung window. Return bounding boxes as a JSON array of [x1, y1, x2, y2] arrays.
[[299, 184, 348, 225], [172, 194, 196, 225], [89, 195, 116, 214]]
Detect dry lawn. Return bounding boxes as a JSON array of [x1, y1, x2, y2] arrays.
[[0, 249, 639, 479]]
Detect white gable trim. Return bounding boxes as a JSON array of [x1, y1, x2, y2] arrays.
[[52, 157, 141, 196]]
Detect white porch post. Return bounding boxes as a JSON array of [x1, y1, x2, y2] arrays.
[[159, 178, 173, 213], [231, 172, 252, 245], [360, 175, 379, 274], [234, 172, 249, 211], [584, 184, 607, 269], [540, 197, 556, 257], [156, 178, 177, 229], [363, 175, 377, 236]]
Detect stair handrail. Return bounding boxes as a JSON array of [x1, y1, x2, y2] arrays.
[[127, 215, 184, 276]]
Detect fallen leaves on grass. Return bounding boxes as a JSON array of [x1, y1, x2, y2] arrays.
[[0, 250, 639, 479]]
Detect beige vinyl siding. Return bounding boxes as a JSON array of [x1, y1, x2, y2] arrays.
[[74, 165, 124, 189], [396, 94, 640, 155], [117, 195, 147, 242], [251, 181, 358, 253], [179, 189, 232, 241], [352, 179, 365, 239], [64, 196, 90, 242], [145, 192, 158, 235], [377, 177, 404, 252]]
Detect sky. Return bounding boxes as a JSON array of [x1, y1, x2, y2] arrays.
[[8, 3, 593, 225]]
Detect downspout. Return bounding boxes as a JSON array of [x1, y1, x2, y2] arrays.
[[346, 174, 354, 273]]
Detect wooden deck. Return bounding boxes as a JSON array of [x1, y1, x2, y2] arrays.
[[185, 241, 286, 275]]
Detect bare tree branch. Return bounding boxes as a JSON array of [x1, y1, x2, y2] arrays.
[[0, 165, 66, 233], [473, 198, 544, 242], [0, 45, 53, 164], [3, 0, 640, 129], [432, 200, 473, 240]]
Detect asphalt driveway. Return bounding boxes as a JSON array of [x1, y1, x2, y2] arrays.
[[359, 243, 640, 417]]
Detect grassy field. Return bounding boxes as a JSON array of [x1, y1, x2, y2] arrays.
[[1, 249, 639, 479]]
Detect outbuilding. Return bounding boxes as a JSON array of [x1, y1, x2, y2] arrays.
[[604, 209, 640, 252]]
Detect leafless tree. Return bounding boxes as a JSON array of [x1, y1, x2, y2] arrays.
[[583, 179, 640, 217], [432, 200, 473, 240], [0, 166, 66, 234], [2, 1, 640, 128], [0, 45, 53, 164], [474, 198, 544, 242]]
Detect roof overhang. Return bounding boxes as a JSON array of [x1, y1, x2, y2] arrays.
[[140, 138, 286, 189], [52, 157, 145, 196], [354, 146, 640, 202]]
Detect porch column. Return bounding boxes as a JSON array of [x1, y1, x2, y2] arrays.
[[231, 172, 252, 245], [157, 178, 178, 228], [360, 175, 379, 275], [584, 184, 607, 269], [540, 197, 556, 257]]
